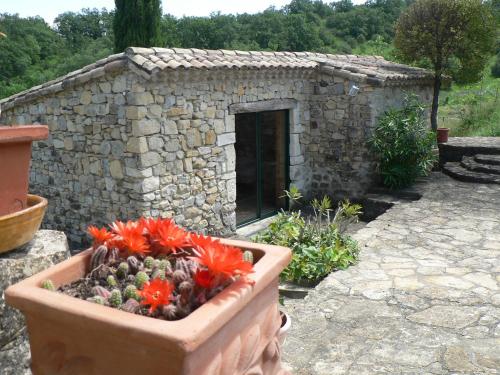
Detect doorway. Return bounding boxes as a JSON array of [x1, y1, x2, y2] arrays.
[[235, 110, 289, 226]]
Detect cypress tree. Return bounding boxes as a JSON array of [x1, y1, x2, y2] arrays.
[[113, 0, 162, 53]]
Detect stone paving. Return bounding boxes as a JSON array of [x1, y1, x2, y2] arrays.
[[283, 172, 500, 374]]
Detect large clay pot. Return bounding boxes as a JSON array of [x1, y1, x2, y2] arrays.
[[0, 125, 48, 216], [6, 239, 292, 375], [0, 194, 48, 254]]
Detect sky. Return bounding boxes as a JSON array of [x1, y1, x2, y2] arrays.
[[1, 0, 366, 24]]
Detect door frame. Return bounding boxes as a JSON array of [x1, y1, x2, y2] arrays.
[[236, 110, 290, 228]]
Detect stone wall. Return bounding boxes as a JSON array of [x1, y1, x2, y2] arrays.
[[0, 65, 432, 245], [123, 69, 314, 234], [305, 75, 432, 199], [0, 71, 153, 246]]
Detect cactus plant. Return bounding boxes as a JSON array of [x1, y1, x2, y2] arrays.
[[144, 256, 155, 269], [41, 279, 55, 291], [127, 256, 141, 274], [243, 250, 254, 264], [92, 285, 111, 299], [172, 269, 188, 285], [121, 298, 140, 313], [109, 289, 123, 307], [162, 304, 177, 320], [86, 296, 106, 305], [135, 271, 149, 289], [151, 269, 166, 280], [63, 217, 258, 321], [107, 275, 117, 287], [89, 245, 108, 271], [158, 259, 171, 271], [116, 262, 129, 278], [123, 284, 140, 301]]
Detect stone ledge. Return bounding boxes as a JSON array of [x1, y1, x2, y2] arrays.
[[0, 230, 70, 374]]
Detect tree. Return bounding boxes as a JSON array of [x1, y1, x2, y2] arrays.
[[394, 0, 496, 130], [113, 0, 162, 53], [55, 8, 113, 50]]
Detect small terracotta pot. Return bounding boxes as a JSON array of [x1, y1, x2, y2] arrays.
[[0, 194, 47, 254], [0, 125, 48, 216], [278, 311, 291, 346], [6, 239, 292, 375], [436, 127, 449, 143]]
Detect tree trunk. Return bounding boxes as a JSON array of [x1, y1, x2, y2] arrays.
[[431, 74, 442, 131]]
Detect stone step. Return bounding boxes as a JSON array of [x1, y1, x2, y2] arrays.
[[475, 154, 500, 166], [439, 137, 500, 164], [461, 156, 500, 175], [442, 162, 500, 184]]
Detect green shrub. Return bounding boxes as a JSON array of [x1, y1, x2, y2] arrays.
[[370, 94, 437, 189], [255, 195, 360, 284], [491, 54, 500, 78]]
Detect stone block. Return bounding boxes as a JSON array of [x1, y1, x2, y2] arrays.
[[126, 106, 147, 120], [132, 119, 160, 136], [127, 92, 154, 106], [140, 176, 160, 193], [109, 160, 124, 179], [217, 133, 235, 147], [126, 137, 148, 154], [80, 91, 92, 105], [112, 76, 127, 93], [161, 119, 178, 135], [139, 151, 161, 168]]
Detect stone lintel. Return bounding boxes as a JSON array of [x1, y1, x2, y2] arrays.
[[228, 99, 297, 115]]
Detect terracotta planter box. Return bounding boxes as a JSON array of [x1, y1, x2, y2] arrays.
[[6, 239, 292, 375], [0, 125, 48, 216]]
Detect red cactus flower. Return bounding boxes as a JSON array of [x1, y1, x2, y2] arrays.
[[141, 217, 163, 238], [190, 241, 254, 280], [109, 220, 150, 255], [194, 269, 216, 289], [87, 225, 114, 248], [156, 219, 188, 253], [138, 278, 174, 313], [189, 233, 217, 251]]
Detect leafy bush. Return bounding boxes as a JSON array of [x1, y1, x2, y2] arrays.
[[492, 54, 500, 78], [255, 194, 360, 284], [370, 94, 437, 189]]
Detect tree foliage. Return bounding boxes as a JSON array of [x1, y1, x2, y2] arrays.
[[395, 0, 497, 130], [113, 0, 162, 52], [0, 0, 498, 101]]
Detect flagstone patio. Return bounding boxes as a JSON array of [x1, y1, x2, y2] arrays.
[[283, 172, 500, 374]]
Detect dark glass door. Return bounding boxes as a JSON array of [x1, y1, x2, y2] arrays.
[[235, 110, 289, 226]]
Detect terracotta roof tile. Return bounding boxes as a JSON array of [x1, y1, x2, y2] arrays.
[[0, 47, 434, 109]]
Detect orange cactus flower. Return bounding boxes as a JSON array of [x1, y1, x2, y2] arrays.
[[87, 225, 114, 247], [190, 241, 254, 280], [156, 219, 188, 253], [138, 278, 174, 313], [110, 220, 150, 255]]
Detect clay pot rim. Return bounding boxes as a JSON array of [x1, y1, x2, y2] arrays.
[[6, 238, 291, 352], [436, 127, 450, 131], [0, 125, 49, 144], [0, 194, 47, 221]]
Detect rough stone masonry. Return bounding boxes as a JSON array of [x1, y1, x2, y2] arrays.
[[0, 48, 433, 246]]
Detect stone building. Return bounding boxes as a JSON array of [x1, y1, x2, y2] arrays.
[[0, 48, 433, 245]]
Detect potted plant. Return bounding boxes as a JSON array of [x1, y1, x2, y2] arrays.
[[6, 218, 292, 375], [0, 125, 49, 253], [436, 127, 449, 143]]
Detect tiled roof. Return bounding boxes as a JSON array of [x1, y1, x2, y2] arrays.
[[0, 47, 433, 110]]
